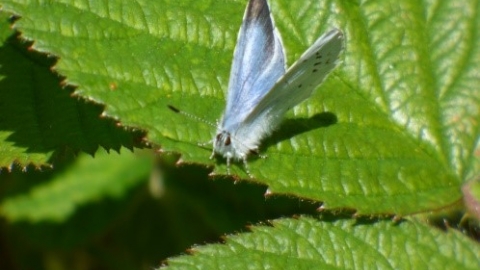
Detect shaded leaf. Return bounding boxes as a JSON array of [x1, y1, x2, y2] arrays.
[[0, 12, 144, 168], [0, 148, 152, 222]]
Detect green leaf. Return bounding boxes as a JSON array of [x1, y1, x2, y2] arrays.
[[0, 12, 144, 168], [2, 0, 479, 214], [0, 148, 152, 222], [162, 217, 480, 270]]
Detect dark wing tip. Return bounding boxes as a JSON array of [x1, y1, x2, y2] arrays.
[[245, 0, 269, 22]]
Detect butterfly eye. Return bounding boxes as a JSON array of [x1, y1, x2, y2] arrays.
[[225, 136, 231, 146]]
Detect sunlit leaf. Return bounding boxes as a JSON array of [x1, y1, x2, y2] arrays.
[[2, 0, 479, 214]]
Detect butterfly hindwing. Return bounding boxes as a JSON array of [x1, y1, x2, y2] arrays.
[[240, 29, 345, 134]]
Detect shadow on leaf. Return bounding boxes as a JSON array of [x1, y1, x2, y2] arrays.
[[261, 112, 337, 152], [0, 30, 144, 163]]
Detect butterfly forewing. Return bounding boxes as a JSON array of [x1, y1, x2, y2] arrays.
[[221, 0, 286, 131]]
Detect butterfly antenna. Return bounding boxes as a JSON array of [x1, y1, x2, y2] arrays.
[[167, 105, 217, 128]]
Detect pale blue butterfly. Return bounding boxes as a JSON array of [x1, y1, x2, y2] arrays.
[[171, 0, 344, 176]]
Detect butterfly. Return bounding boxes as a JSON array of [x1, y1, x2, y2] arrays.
[[170, 0, 344, 176]]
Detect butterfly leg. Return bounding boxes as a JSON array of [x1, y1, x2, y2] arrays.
[[250, 148, 266, 159], [242, 157, 253, 178], [209, 148, 215, 160], [226, 156, 231, 175]]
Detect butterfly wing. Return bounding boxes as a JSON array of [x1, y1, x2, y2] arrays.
[[236, 29, 344, 142], [221, 0, 286, 132]]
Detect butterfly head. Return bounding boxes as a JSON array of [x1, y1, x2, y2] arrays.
[[213, 128, 261, 162], [214, 131, 235, 159]]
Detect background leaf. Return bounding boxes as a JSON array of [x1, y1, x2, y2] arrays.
[[0, 148, 152, 222], [1, 0, 479, 214], [163, 216, 480, 270], [0, 152, 320, 269]]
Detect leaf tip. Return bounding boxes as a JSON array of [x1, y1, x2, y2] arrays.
[[392, 215, 403, 223], [176, 158, 185, 166]]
